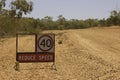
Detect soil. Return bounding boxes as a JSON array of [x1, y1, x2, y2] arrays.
[[0, 26, 120, 80]]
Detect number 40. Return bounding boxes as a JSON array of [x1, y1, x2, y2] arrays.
[[40, 39, 51, 47]]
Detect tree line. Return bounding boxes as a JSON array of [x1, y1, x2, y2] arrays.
[[0, 0, 120, 37]]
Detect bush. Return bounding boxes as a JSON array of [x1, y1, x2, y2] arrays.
[[58, 40, 62, 44]]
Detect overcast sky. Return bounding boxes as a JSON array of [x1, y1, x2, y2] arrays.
[[6, 0, 120, 20]]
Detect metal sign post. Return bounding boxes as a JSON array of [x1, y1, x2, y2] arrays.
[[14, 33, 56, 71]]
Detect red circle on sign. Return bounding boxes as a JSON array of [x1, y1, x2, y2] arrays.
[[38, 35, 54, 51]]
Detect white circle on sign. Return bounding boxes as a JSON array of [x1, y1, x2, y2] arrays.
[[38, 35, 54, 51]]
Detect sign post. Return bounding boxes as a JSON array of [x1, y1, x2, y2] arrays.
[[14, 33, 56, 71]]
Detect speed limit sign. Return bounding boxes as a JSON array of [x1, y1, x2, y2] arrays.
[[37, 34, 55, 53]]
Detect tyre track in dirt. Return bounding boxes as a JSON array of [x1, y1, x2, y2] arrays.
[[64, 28, 120, 79]]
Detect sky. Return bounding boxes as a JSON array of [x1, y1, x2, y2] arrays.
[[6, 0, 120, 20]]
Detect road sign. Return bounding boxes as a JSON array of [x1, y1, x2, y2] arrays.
[[37, 34, 55, 53], [16, 33, 55, 62]]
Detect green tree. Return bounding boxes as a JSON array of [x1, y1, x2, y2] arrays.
[[57, 15, 67, 30], [10, 0, 33, 18], [0, 0, 7, 16], [0, 0, 5, 11], [107, 10, 120, 26], [99, 18, 107, 26], [40, 16, 57, 30], [85, 19, 99, 27]]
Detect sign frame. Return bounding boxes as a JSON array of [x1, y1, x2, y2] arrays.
[[16, 33, 55, 63]]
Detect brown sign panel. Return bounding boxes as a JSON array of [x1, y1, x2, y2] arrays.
[[17, 52, 54, 62]]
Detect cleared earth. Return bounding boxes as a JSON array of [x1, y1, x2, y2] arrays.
[[0, 27, 120, 80]]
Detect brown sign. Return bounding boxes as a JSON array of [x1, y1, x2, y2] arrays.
[[16, 34, 55, 63], [17, 53, 54, 62]]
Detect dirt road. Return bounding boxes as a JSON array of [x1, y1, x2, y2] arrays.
[[0, 27, 120, 80]]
